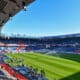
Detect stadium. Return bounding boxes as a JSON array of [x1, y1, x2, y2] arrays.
[[0, 0, 80, 80]]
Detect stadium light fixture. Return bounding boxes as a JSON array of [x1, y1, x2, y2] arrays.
[[9, 13, 13, 20], [22, 1, 27, 11], [23, 6, 27, 11]]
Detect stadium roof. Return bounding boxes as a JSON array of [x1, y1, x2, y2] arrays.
[[0, 0, 35, 36]]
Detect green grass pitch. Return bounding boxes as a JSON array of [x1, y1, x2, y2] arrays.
[[7, 52, 80, 80]]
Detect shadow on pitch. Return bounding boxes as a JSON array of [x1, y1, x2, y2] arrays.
[[52, 53, 80, 63], [60, 71, 80, 80]]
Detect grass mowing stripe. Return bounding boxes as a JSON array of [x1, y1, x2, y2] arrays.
[[23, 57, 56, 80], [7, 54, 56, 79], [7, 53, 80, 80], [19, 54, 62, 80], [23, 54, 76, 74], [26, 53, 79, 72], [19, 53, 80, 79], [7, 54, 79, 78], [21, 54, 75, 77], [21, 54, 63, 77], [30, 53, 80, 69], [31, 53, 79, 64]]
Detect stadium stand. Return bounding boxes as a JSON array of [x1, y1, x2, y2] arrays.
[[0, 34, 80, 54]]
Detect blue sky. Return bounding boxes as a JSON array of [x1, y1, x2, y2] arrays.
[[2, 0, 80, 37]]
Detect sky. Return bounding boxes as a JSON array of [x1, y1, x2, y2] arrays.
[[2, 0, 80, 37]]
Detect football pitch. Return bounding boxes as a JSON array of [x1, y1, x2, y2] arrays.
[[7, 53, 80, 80]]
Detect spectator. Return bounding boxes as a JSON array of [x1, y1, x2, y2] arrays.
[[40, 69, 45, 77]]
